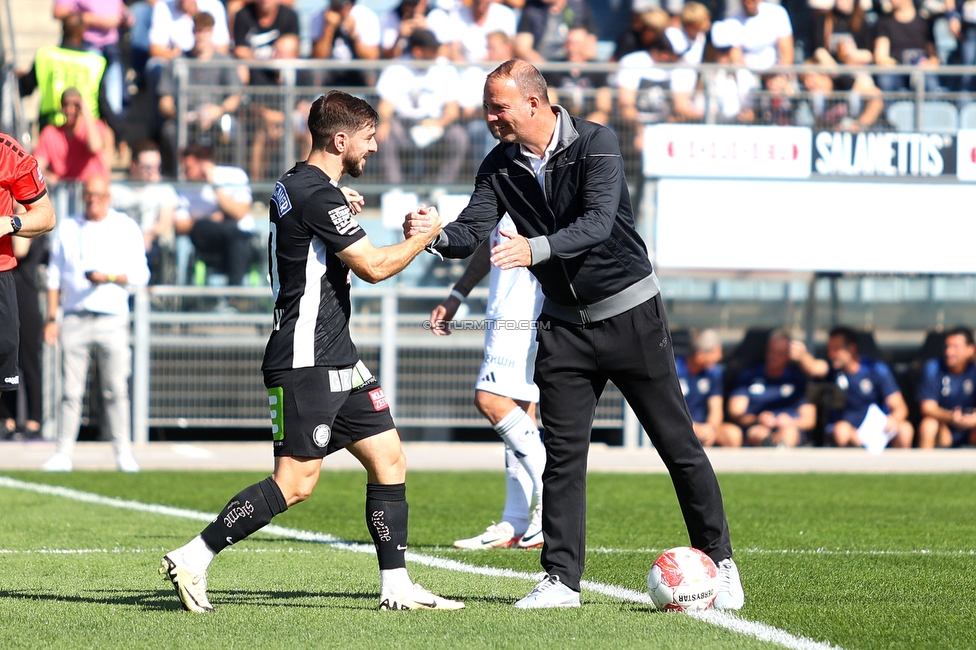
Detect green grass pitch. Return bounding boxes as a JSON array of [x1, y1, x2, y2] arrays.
[[0, 470, 973, 650]]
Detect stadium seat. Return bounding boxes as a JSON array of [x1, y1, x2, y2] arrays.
[[960, 102, 976, 129], [899, 330, 948, 432], [886, 101, 959, 133]]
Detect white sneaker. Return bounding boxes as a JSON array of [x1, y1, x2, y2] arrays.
[[713, 558, 745, 610], [513, 574, 580, 609], [116, 451, 140, 473], [42, 453, 72, 472], [454, 521, 517, 549], [159, 552, 214, 613], [516, 505, 543, 549], [379, 583, 465, 610]]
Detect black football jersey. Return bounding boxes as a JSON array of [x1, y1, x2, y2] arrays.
[[262, 162, 367, 371]]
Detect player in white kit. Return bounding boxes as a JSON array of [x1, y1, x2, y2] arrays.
[[430, 214, 547, 549]]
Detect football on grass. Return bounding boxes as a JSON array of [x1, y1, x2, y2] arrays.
[[647, 546, 718, 611]]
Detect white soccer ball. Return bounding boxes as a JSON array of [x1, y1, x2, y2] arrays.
[[647, 546, 718, 612]]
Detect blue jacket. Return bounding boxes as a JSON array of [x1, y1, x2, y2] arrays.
[[434, 105, 658, 325]]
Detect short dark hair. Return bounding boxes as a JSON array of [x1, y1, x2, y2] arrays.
[[486, 59, 549, 105], [648, 35, 675, 55], [181, 143, 213, 161], [307, 90, 378, 152], [408, 28, 439, 51], [193, 11, 215, 30], [828, 326, 859, 350], [131, 139, 161, 160], [946, 326, 975, 346]]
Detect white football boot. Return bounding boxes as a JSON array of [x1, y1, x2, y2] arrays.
[[516, 505, 543, 549], [116, 451, 140, 473], [41, 453, 72, 472], [159, 552, 215, 613], [453, 521, 517, 549], [379, 583, 465, 610]]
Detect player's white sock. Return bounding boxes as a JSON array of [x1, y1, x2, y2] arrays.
[[501, 447, 533, 536], [178, 535, 215, 571], [494, 407, 546, 511], [380, 567, 413, 597]]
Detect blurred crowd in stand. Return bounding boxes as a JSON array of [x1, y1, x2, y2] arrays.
[[12, 0, 976, 287]]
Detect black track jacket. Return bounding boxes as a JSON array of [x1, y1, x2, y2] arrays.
[[433, 105, 660, 325]]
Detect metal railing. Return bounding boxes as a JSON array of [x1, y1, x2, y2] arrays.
[[119, 285, 631, 442]]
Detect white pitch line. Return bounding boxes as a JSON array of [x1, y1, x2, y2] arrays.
[[0, 476, 839, 650], [0, 547, 313, 555]]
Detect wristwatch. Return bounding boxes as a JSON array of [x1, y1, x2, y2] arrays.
[[9, 216, 22, 234]]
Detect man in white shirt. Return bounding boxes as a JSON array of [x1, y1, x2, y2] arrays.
[[42, 175, 150, 473], [175, 143, 255, 286], [111, 140, 181, 283], [149, 0, 232, 58], [375, 29, 467, 188], [310, 0, 381, 86], [729, 0, 794, 71], [146, 0, 232, 97], [442, 0, 517, 63]]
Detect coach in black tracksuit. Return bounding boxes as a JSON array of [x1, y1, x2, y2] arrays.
[[414, 60, 739, 606]]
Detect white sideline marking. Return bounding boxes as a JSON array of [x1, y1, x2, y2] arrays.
[[0, 476, 839, 650], [0, 548, 312, 555]]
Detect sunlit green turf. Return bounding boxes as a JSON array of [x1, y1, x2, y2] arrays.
[[1, 471, 973, 650]]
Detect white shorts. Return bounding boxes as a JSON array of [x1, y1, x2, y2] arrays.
[[474, 325, 539, 403]]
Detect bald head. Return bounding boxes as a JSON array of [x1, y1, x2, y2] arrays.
[[692, 329, 722, 355], [689, 329, 723, 371], [486, 59, 550, 105], [483, 59, 557, 156]]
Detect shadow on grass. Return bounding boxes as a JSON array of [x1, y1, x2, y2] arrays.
[[0, 587, 524, 610], [0, 588, 510, 610], [0, 588, 185, 611]]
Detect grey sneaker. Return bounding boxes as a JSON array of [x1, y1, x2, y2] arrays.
[[713, 558, 745, 610], [513, 574, 580, 609]]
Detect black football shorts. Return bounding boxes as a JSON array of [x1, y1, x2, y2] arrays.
[[0, 271, 20, 392], [263, 361, 395, 458]]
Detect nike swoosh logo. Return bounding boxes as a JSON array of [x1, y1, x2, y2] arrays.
[[521, 531, 542, 542], [397, 544, 408, 550], [226, 537, 234, 545]]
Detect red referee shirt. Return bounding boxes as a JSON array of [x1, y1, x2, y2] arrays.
[[0, 133, 48, 272]]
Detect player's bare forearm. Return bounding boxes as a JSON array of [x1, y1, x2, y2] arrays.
[[453, 240, 491, 295], [11, 193, 56, 238], [339, 218, 442, 284]]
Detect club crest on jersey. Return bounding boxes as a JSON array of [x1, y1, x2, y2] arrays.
[[272, 182, 292, 215], [329, 204, 360, 235]]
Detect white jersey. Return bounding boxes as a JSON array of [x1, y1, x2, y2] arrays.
[[476, 214, 544, 402], [486, 214, 543, 322]]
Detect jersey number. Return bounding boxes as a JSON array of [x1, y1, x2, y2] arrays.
[[269, 221, 282, 330]]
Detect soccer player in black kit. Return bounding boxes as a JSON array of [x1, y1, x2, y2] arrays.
[[161, 90, 463, 612]]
